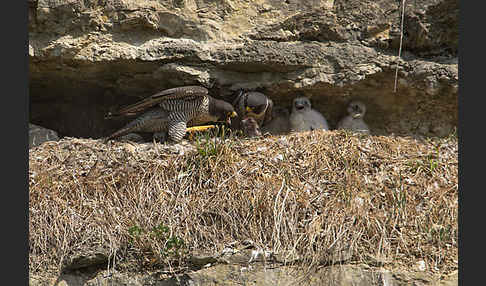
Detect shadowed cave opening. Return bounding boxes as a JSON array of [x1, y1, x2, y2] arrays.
[[29, 72, 457, 140]]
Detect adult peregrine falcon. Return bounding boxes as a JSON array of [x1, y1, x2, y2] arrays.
[[231, 90, 274, 129], [289, 96, 329, 132], [105, 86, 237, 143], [336, 100, 370, 133]]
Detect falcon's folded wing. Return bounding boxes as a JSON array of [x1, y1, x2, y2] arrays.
[[107, 86, 208, 117]]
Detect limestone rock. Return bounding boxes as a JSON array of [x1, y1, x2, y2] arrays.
[[62, 251, 109, 271], [29, 123, 60, 148], [29, 0, 458, 139], [29, 264, 458, 286]]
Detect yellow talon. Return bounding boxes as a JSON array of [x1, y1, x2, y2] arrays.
[[186, 125, 217, 132]]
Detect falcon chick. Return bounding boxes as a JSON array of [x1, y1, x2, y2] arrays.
[[336, 100, 370, 133], [261, 106, 290, 135], [105, 86, 237, 143], [231, 90, 274, 129], [241, 117, 262, 138], [289, 96, 329, 132]]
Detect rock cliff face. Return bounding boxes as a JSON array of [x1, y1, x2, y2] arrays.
[[30, 264, 458, 286], [29, 0, 458, 139]]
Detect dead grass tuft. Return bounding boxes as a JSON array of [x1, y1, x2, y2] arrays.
[[29, 131, 458, 276]]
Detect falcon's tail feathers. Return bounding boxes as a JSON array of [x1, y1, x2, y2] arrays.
[[104, 116, 151, 142]]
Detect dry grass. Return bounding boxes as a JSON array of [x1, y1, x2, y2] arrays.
[[29, 130, 458, 277]]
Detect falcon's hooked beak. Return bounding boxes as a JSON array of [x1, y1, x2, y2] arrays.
[[226, 111, 238, 124]]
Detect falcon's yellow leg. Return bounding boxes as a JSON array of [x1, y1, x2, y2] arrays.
[[185, 125, 217, 141], [186, 125, 217, 133]]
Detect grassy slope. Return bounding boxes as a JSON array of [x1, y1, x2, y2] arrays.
[[29, 130, 458, 276]]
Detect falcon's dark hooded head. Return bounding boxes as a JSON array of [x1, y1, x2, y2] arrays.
[[232, 90, 273, 126], [209, 97, 238, 124]]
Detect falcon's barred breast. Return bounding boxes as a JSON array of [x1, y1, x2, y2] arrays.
[[105, 86, 237, 143]]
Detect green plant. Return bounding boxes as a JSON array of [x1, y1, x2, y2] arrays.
[[128, 223, 187, 259], [194, 125, 234, 159], [128, 225, 144, 244], [150, 224, 169, 238], [162, 236, 185, 259]]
